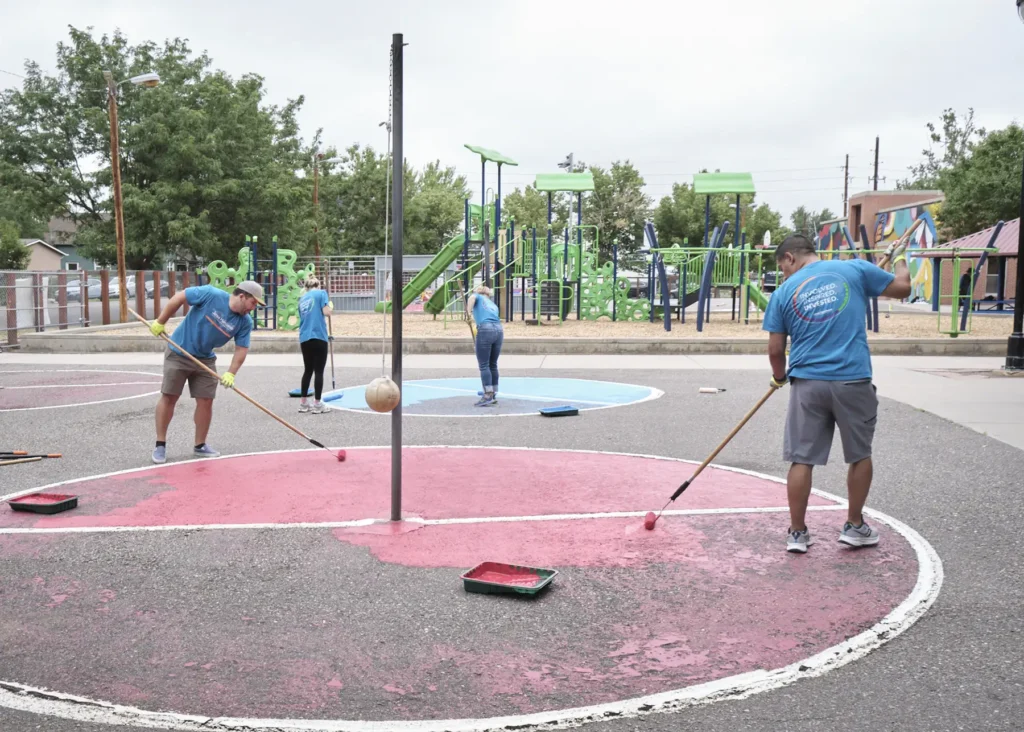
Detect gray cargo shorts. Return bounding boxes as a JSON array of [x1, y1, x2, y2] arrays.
[[784, 377, 878, 465], [161, 348, 219, 400]]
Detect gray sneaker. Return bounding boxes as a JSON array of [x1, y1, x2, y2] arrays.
[[839, 521, 880, 547], [152, 445, 166, 464], [193, 444, 220, 458], [786, 528, 813, 553]]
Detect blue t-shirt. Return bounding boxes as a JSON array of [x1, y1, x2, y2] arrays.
[[472, 294, 500, 325], [298, 289, 330, 343], [170, 285, 253, 359], [762, 259, 894, 381]]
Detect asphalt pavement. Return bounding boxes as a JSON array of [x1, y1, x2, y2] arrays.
[[0, 360, 1021, 731]]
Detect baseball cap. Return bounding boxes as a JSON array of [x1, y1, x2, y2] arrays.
[[236, 280, 265, 305]]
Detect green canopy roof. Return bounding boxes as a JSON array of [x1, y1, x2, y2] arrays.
[[464, 144, 518, 166], [534, 172, 595, 193], [693, 172, 755, 195]]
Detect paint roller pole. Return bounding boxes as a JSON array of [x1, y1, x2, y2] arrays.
[[390, 32, 404, 522]]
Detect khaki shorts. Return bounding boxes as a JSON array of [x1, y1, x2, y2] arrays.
[[783, 378, 878, 465], [161, 349, 219, 400]]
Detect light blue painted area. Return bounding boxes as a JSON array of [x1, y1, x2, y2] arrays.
[[330, 377, 660, 416]]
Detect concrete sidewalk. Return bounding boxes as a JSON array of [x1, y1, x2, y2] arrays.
[[3, 352, 1022, 451]]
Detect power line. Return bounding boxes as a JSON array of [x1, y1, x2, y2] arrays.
[[0, 68, 25, 79]]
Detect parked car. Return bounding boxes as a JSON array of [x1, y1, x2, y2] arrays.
[[145, 278, 171, 298], [108, 274, 136, 299], [66, 278, 103, 302]]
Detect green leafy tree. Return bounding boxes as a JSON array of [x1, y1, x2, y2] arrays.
[[0, 182, 47, 239], [790, 206, 836, 236], [936, 123, 1024, 239], [653, 181, 751, 248], [898, 108, 986, 190], [587, 161, 652, 261], [406, 161, 470, 254], [0, 218, 30, 269], [0, 26, 310, 269], [503, 185, 553, 233]]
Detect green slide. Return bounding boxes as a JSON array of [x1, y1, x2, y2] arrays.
[[375, 234, 467, 313], [747, 282, 770, 312]]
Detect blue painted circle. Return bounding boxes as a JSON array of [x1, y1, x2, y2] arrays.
[[326, 377, 662, 417]]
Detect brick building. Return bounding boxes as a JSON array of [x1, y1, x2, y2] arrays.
[[917, 218, 1020, 311]]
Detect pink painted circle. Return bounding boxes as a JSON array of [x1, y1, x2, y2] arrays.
[[0, 447, 928, 728], [0, 369, 162, 411]]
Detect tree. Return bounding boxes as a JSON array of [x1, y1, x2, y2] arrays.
[[0, 179, 47, 239], [587, 161, 652, 261], [0, 26, 311, 269], [653, 181, 754, 248], [0, 219, 30, 269], [503, 185, 554, 233], [405, 161, 470, 254], [790, 206, 836, 236], [935, 123, 1024, 239], [898, 108, 986, 190]]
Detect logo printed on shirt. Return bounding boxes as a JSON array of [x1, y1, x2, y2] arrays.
[[791, 274, 851, 323], [205, 310, 236, 339]]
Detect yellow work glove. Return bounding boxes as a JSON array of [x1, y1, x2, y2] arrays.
[[149, 321, 165, 337], [220, 372, 235, 389], [770, 374, 788, 389]]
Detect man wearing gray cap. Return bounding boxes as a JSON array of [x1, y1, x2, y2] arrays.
[[147, 280, 264, 463]]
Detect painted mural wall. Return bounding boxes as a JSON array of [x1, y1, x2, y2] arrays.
[[816, 220, 849, 256], [874, 203, 941, 303]]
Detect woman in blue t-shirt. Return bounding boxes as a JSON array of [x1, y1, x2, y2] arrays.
[[466, 284, 503, 407], [297, 276, 333, 413]]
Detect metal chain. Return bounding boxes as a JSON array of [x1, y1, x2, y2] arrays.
[[381, 45, 393, 374]]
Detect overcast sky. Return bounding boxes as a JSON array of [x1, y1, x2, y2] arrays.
[[3, 0, 1023, 223]]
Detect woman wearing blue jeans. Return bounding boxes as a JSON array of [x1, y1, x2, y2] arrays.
[[467, 285, 503, 407]]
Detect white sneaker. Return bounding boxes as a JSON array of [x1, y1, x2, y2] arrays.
[[311, 401, 329, 414], [839, 521, 880, 547], [298, 400, 310, 413], [786, 528, 814, 553]]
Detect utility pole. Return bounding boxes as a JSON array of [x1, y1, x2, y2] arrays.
[[873, 136, 880, 191], [843, 154, 850, 216]]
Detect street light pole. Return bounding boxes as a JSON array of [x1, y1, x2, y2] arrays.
[[104, 71, 129, 324], [1007, 0, 1024, 370]]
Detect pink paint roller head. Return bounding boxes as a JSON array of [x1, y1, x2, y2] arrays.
[[643, 512, 657, 530]]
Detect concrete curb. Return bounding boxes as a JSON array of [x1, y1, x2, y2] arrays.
[[15, 330, 1010, 356]]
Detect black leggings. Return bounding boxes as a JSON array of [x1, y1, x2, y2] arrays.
[[300, 338, 329, 400]]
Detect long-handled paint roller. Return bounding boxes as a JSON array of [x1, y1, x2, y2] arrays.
[[327, 314, 336, 392], [0, 457, 43, 467], [875, 217, 923, 270], [130, 309, 346, 462], [645, 385, 779, 530], [0, 452, 61, 459]]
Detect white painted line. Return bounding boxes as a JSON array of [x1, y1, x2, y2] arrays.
[[0, 369, 163, 413], [326, 378, 664, 418], [408, 382, 621, 406], [0, 505, 847, 536], [0, 381, 161, 390], [0, 446, 941, 732]]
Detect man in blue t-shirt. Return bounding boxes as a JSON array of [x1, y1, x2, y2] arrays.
[[147, 281, 263, 464], [762, 234, 910, 554]]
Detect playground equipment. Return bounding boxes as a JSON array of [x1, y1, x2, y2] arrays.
[[204, 236, 315, 331], [925, 221, 1004, 337]]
